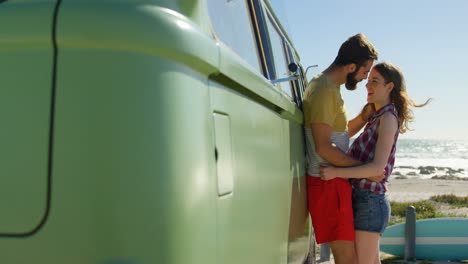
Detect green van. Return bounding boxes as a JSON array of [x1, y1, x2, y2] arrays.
[[0, 0, 311, 263]]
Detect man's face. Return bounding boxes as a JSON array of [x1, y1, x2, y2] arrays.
[[345, 59, 374, 91]]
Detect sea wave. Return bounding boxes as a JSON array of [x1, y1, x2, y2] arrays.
[[352, 138, 468, 179], [395, 157, 468, 171]]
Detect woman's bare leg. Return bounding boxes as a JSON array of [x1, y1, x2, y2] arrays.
[[355, 230, 381, 264]]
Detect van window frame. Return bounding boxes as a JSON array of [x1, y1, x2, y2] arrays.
[[247, 0, 275, 80], [262, 6, 296, 100]]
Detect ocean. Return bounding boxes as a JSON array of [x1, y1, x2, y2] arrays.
[[393, 139, 468, 179]]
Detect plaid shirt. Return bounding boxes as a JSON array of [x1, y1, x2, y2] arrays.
[[348, 104, 399, 194]]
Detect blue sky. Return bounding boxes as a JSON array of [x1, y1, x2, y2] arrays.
[[271, 0, 468, 140]]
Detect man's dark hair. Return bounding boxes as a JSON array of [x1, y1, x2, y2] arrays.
[[332, 33, 378, 67]]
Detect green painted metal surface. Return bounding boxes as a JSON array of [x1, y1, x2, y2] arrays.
[[0, 0, 56, 235], [0, 0, 309, 263]]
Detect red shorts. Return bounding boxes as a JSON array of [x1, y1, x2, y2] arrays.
[[307, 175, 355, 244]]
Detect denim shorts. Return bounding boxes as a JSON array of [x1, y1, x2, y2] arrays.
[[352, 187, 391, 233]]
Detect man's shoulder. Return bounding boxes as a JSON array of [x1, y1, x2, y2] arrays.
[[308, 74, 337, 92], [304, 76, 338, 101]]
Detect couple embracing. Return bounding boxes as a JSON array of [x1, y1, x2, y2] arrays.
[[304, 33, 429, 264]]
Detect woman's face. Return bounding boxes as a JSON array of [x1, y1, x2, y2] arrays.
[[365, 69, 392, 105]]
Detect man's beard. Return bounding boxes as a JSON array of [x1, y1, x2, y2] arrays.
[[345, 70, 359, 91]]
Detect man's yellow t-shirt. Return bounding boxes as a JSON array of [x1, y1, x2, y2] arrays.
[[303, 73, 349, 176], [303, 73, 347, 132]]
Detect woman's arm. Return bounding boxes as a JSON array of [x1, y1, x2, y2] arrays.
[[347, 114, 366, 138], [320, 112, 399, 180], [348, 103, 375, 138]]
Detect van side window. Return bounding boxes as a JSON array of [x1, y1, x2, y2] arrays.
[[207, 0, 261, 72], [264, 11, 292, 98]]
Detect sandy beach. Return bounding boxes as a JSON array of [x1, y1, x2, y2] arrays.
[[388, 178, 468, 202], [388, 178, 468, 218]]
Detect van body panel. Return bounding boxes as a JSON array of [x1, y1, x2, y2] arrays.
[[57, 1, 219, 76], [210, 79, 291, 263], [0, 0, 56, 235], [0, 0, 310, 263], [52, 52, 217, 263]]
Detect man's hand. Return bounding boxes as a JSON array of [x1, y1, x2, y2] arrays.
[[319, 164, 339, 181]]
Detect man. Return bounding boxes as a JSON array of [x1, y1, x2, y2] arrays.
[[303, 33, 378, 264]]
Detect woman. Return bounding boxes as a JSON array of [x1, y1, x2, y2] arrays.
[[320, 62, 430, 264]]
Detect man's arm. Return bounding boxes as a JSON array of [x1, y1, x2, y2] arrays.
[[320, 112, 399, 180], [311, 123, 361, 167]]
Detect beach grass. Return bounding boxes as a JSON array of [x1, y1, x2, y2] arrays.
[[391, 200, 437, 218], [430, 194, 468, 208], [389, 194, 468, 225], [390, 200, 444, 225], [381, 256, 401, 263]]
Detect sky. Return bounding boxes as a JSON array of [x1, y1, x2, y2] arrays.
[[270, 0, 468, 140]]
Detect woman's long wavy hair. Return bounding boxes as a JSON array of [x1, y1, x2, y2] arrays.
[[373, 62, 431, 134]]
